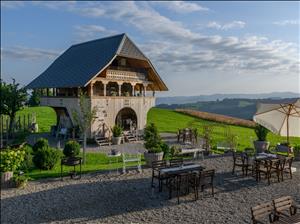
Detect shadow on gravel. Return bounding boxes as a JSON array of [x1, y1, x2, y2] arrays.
[[1, 176, 174, 224]]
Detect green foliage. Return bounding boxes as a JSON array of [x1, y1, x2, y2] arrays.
[[160, 142, 170, 159], [63, 140, 80, 157], [254, 124, 269, 141], [0, 79, 27, 136], [33, 138, 49, 152], [294, 145, 300, 152], [28, 90, 40, 106], [0, 148, 26, 172], [112, 125, 123, 137], [13, 174, 31, 188], [20, 145, 34, 171], [33, 147, 61, 170], [144, 123, 163, 153]]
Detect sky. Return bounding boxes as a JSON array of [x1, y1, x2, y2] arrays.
[[1, 1, 300, 97]]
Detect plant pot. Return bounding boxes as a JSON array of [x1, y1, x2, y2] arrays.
[[112, 137, 122, 145], [253, 141, 270, 154], [1, 171, 13, 187], [144, 152, 164, 167]]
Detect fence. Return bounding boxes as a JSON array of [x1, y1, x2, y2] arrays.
[[0, 113, 36, 148]]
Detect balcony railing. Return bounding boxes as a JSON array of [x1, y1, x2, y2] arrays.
[[106, 67, 147, 82]]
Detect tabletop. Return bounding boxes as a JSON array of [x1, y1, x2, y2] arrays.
[[160, 164, 204, 175]]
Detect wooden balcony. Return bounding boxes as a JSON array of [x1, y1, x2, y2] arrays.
[[106, 67, 146, 82]]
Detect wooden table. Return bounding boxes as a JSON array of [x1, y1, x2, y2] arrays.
[[273, 214, 300, 224]]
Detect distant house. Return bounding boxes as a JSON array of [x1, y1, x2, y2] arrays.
[[27, 33, 168, 138]]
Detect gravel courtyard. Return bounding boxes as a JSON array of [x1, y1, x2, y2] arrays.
[[1, 156, 300, 224]]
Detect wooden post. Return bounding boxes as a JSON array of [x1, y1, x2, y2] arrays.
[[23, 115, 26, 131], [18, 116, 21, 131]]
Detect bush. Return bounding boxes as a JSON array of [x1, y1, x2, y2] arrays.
[[112, 125, 123, 137], [63, 140, 80, 157], [254, 125, 269, 141], [20, 145, 34, 171], [33, 138, 49, 152], [0, 148, 26, 172], [144, 123, 163, 153], [33, 147, 61, 170], [160, 142, 170, 159]]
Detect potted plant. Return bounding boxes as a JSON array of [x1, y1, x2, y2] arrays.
[[0, 148, 25, 187], [62, 140, 81, 165], [294, 145, 300, 161], [253, 124, 270, 153], [143, 123, 164, 166], [112, 125, 123, 145]]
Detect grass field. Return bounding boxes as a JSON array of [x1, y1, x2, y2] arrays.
[[15, 106, 299, 179]]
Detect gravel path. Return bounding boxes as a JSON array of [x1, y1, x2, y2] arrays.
[[1, 156, 300, 224]]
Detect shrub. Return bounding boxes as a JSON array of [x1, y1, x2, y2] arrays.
[[33, 147, 61, 170], [144, 123, 163, 153], [63, 140, 80, 157], [13, 175, 31, 188], [112, 125, 123, 137], [20, 145, 34, 171], [0, 148, 26, 172], [254, 125, 269, 141], [33, 138, 49, 152], [160, 142, 170, 159]]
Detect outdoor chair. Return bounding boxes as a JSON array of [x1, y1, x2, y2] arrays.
[[167, 172, 198, 204], [273, 196, 299, 220], [256, 159, 280, 185], [122, 153, 142, 173], [169, 158, 184, 167], [151, 160, 168, 191], [198, 169, 215, 197], [278, 156, 293, 181], [232, 151, 247, 176], [251, 202, 275, 224]]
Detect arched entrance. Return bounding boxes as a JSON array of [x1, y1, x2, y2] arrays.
[[115, 107, 137, 131]]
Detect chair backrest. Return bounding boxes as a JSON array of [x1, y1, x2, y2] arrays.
[[122, 153, 141, 162], [251, 202, 274, 223], [199, 169, 215, 185], [169, 158, 183, 167], [152, 160, 167, 169], [273, 196, 294, 214]]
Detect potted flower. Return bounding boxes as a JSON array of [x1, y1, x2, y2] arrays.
[[0, 148, 25, 187], [112, 125, 123, 145], [253, 124, 270, 153], [143, 123, 164, 167]]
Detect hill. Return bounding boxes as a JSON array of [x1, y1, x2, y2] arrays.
[[157, 98, 299, 120], [156, 92, 300, 105]]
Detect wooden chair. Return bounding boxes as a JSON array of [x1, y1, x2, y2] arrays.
[[168, 172, 198, 204], [151, 160, 167, 191], [279, 156, 293, 181], [256, 159, 280, 185], [232, 151, 247, 176], [169, 158, 184, 167], [198, 169, 215, 197], [273, 196, 299, 220], [251, 202, 274, 224]]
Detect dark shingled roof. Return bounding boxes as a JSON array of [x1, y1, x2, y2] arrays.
[[27, 34, 124, 88], [26, 33, 167, 90]]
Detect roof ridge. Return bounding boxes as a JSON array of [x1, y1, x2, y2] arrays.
[[71, 33, 126, 48]]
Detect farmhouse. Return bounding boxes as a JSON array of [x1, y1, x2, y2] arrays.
[[27, 33, 168, 139]]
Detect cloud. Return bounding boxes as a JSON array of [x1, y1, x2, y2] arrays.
[[154, 1, 209, 13], [74, 25, 118, 41], [273, 20, 299, 26], [207, 21, 246, 30], [1, 1, 25, 9], [1, 46, 60, 60]]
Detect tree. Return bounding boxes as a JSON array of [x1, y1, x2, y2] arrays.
[[28, 90, 40, 106], [72, 92, 97, 164], [1, 79, 27, 137]]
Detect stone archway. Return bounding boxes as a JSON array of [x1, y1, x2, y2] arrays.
[[115, 107, 137, 131]]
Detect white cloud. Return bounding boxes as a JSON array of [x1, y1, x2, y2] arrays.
[[1, 1, 25, 9], [154, 1, 209, 13], [74, 25, 118, 41], [1, 46, 60, 60], [207, 21, 246, 30], [273, 20, 299, 26]]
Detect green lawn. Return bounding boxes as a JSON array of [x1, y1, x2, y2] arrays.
[[28, 152, 144, 180], [15, 106, 299, 180]]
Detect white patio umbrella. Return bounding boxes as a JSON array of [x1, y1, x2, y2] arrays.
[[253, 98, 300, 143]]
